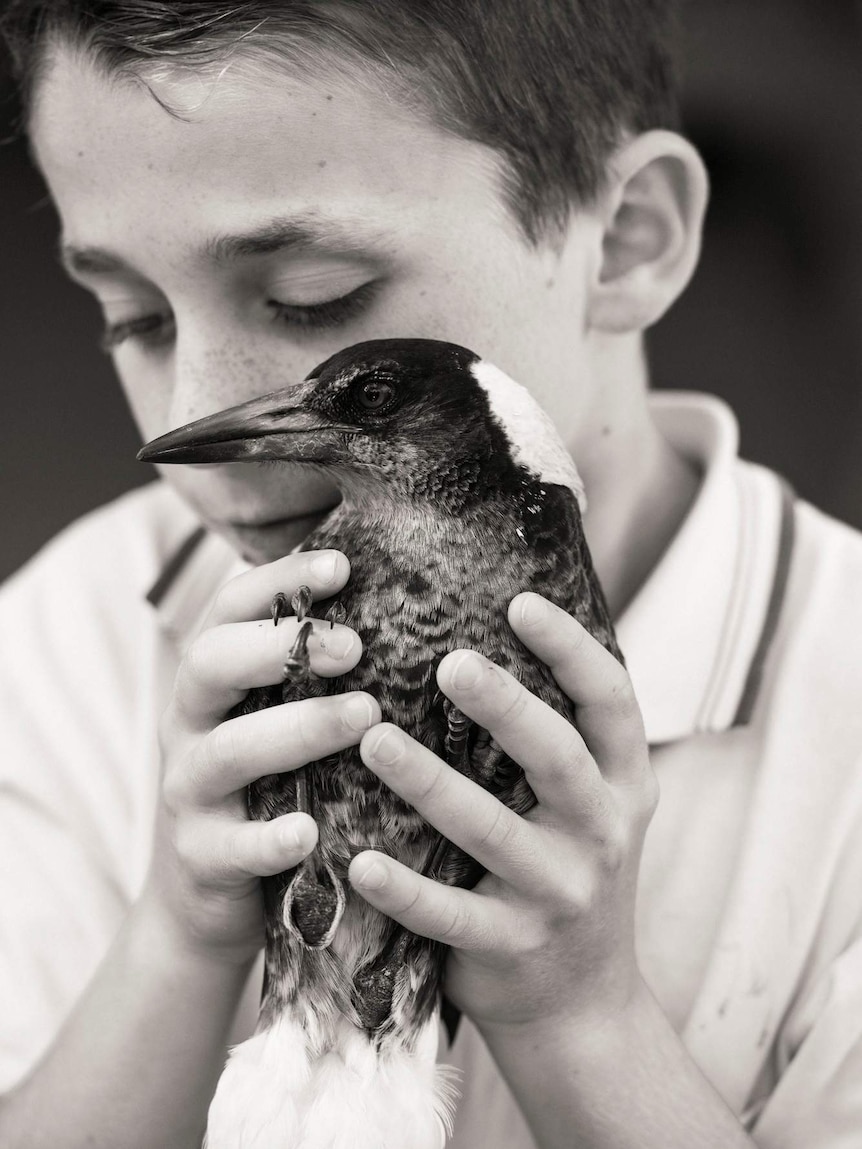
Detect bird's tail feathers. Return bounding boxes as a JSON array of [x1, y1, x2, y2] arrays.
[[204, 1011, 458, 1149]]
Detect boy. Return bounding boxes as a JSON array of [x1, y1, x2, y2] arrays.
[[1, 2, 861, 1146]]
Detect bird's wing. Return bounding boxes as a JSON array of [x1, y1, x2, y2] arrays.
[[524, 482, 623, 664], [428, 482, 622, 887]]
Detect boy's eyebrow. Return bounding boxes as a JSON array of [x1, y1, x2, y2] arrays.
[[61, 215, 387, 276]]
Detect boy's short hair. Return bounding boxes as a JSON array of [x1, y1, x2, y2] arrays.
[[2, 0, 679, 242]]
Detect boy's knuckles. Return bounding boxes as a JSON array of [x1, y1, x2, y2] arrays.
[[634, 767, 660, 822], [507, 915, 554, 961], [481, 676, 531, 732], [161, 759, 195, 813], [287, 700, 320, 760], [385, 879, 423, 920], [182, 627, 225, 687], [540, 728, 588, 786], [562, 873, 600, 920], [157, 702, 190, 751], [207, 719, 244, 780], [173, 819, 209, 880], [409, 759, 454, 806], [222, 826, 257, 881], [594, 817, 629, 876], [600, 674, 641, 725], [425, 893, 471, 945], [289, 697, 354, 762], [209, 580, 243, 625], [471, 802, 520, 858]]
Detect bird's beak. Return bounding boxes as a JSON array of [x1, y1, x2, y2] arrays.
[[137, 389, 356, 465]]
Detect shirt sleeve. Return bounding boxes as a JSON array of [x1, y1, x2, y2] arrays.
[[0, 495, 167, 1093]]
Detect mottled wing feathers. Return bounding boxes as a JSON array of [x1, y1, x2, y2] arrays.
[[232, 475, 621, 1040]]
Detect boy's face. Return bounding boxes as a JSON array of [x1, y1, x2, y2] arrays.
[[32, 47, 604, 562]]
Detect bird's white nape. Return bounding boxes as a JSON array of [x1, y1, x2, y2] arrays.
[[470, 360, 587, 510]]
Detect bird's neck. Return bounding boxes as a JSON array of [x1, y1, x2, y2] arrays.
[[335, 456, 548, 521]]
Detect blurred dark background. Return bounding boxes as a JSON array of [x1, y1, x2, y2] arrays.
[[2, 0, 861, 583]]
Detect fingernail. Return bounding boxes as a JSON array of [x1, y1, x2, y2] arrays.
[[322, 627, 355, 660], [279, 820, 304, 850], [343, 693, 376, 732], [519, 593, 547, 626], [354, 859, 388, 890], [367, 726, 404, 765], [311, 550, 338, 584], [449, 650, 483, 690]]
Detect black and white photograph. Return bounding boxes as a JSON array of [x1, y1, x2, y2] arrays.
[[1, 2, 861, 1146]]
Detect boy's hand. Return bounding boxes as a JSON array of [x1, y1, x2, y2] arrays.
[[349, 591, 657, 1033], [143, 549, 379, 966]]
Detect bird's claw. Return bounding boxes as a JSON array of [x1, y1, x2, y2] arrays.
[[270, 585, 313, 627], [271, 591, 290, 626], [291, 584, 314, 623], [324, 601, 348, 630]]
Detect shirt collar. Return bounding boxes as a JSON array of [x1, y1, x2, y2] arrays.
[[146, 527, 248, 650], [616, 392, 793, 744], [147, 392, 793, 746]]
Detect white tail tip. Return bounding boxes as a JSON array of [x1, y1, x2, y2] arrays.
[[205, 1013, 458, 1149]]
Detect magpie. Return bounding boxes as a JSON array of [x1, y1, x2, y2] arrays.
[[140, 338, 622, 1149]]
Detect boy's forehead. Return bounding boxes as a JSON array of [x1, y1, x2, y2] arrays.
[[60, 213, 395, 278], [32, 43, 516, 262]]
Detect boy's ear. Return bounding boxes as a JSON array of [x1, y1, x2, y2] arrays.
[[586, 131, 709, 333]]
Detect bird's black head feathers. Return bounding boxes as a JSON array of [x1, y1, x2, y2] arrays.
[[294, 340, 523, 503], [138, 338, 584, 511]]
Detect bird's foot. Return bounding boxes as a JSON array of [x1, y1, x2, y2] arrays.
[[272, 584, 317, 689], [443, 698, 471, 772], [470, 733, 505, 787], [283, 855, 345, 948], [282, 619, 314, 688], [352, 929, 410, 1032]]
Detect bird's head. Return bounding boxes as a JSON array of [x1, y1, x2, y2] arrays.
[[138, 339, 585, 510]]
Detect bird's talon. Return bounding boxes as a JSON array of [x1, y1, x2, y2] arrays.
[[271, 591, 290, 627], [291, 585, 314, 623], [283, 619, 314, 685], [324, 601, 348, 630]]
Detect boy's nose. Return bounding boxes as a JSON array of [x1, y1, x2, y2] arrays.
[[165, 320, 299, 434]]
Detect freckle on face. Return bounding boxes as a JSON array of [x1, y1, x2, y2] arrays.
[[32, 47, 599, 544]]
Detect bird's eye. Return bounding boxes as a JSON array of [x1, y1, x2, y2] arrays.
[[356, 379, 396, 411]]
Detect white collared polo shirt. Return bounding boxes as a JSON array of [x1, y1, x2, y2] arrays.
[[1, 393, 861, 1147]]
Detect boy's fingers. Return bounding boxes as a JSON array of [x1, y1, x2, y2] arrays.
[[508, 593, 648, 785], [193, 812, 319, 885], [205, 549, 350, 628], [349, 850, 500, 951], [172, 616, 362, 729], [358, 724, 538, 886], [434, 651, 603, 813], [175, 692, 381, 807]]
